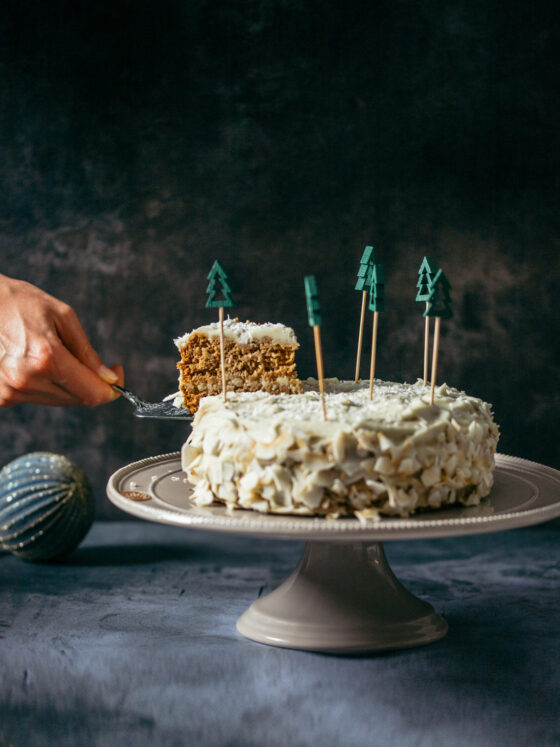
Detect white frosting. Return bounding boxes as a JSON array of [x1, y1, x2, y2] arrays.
[[182, 379, 500, 520], [174, 319, 299, 348]]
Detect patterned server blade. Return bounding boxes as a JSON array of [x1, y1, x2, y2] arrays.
[[112, 385, 194, 420]]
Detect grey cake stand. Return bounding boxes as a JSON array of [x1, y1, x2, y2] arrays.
[[106, 453, 560, 654]]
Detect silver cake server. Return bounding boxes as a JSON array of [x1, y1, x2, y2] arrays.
[[112, 385, 193, 421]]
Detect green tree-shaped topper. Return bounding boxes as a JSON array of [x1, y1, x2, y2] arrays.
[[354, 245, 375, 382], [304, 275, 327, 419], [424, 268, 452, 405], [206, 260, 234, 308], [368, 264, 385, 313], [423, 269, 452, 319], [417, 256, 438, 385], [304, 275, 322, 326], [416, 256, 437, 302], [367, 263, 385, 398], [355, 245, 375, 291]]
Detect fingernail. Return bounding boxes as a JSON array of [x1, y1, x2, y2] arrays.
[[98, 365, 119, 384]]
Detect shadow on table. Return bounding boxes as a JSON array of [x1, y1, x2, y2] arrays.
[[62, 542, 235, 567]]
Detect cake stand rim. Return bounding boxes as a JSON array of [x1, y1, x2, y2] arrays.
[[106, 452, 560, 541]]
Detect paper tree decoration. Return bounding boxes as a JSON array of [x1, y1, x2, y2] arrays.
[[354, 245, 375, 382], [368, 263, 385, 313], [304, 275, 322, 327], [206, 260, 234, 309], [423, 268, 453, 404], [355, 245, 375, 291], [416, 256, 438, 385], [304, 275, 327, 420], [368, 264, 385, 398], [423, 269, 453, 319], [416, 256, 438, 302], [206, 260, 234, 400]]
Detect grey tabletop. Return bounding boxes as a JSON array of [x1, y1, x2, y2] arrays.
[[1, 520, 559, 747]]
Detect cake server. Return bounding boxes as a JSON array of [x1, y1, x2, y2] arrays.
[[112, 385, 193, 420]]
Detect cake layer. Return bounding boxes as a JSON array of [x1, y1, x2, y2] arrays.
[[182, 379, 499, 520], [174, 320, 302, 412]]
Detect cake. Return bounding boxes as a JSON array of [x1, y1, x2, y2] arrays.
[[174, 319, 303, 413], [181, 378, 499, 520]]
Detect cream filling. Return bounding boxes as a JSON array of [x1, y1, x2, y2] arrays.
[[173, 377, 299, 408]]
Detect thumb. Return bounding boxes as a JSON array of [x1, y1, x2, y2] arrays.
[[110, 364, 125, 387]]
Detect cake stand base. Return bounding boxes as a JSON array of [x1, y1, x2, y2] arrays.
[[107, 453, 560, 654], [236, 541, 448, 654]]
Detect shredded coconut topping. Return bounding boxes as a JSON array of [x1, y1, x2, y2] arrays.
[[174, 319, 299, 348], [182, 378, 500, 520]]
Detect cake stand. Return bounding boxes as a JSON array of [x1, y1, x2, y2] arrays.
[[106, 453, 560, 654]]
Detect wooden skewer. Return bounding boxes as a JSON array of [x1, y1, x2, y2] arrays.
[[354, 290, 368, 383], [430, 316, 441, 405], [369, 310, 379, 400], [219, 305, 227, 401], [313, 324, 327, 420], [423, 302, 430, 385]]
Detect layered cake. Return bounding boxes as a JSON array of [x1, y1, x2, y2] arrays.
[[182, 379, 499, 520], [174, 319, 303, 413]]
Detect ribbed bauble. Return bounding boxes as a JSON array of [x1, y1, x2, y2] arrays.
[[0, 452, 94, 561]]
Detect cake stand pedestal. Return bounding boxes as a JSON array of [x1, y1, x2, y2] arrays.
[[107, 453, 560, 654], [236, 540, 447, 652]]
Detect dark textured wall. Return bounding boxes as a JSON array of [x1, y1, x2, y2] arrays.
[[1, 1, 559, 517]]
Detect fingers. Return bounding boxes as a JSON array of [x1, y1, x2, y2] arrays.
[[50, 344, 121, 406], [0, 275, 124, 408], [0, 339, 121, 408], [0, 356, 120, 408], [0, 381, 80, 408], [54, 304, 120, 384]]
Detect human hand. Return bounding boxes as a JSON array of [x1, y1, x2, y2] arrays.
[[0, 274, 124, 407]]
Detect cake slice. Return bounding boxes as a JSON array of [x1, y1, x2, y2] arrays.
[[174, 319, 303, 413]]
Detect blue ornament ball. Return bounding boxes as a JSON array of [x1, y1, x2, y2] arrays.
[[0, 452, 94, 562]]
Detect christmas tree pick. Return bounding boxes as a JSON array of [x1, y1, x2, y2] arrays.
[[354, 245, 375, 382], [206, 260, 234, 400], [368, 263, 385, 399], [416, 256, 438, 385], [206, 260, 234, 308], [304, 275, 327, 420], [423, 268, 453, 405]]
